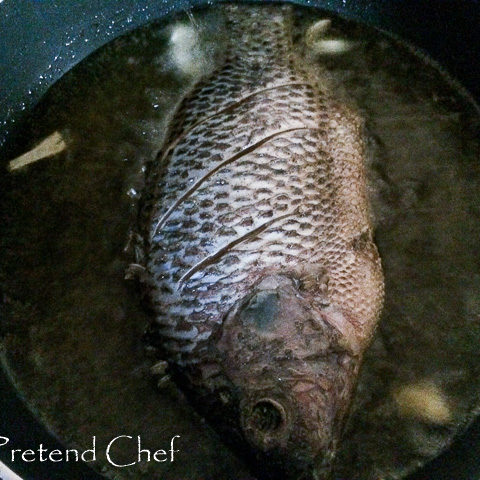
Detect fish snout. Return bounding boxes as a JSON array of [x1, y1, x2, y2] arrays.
[[238, 387, 338, 479]]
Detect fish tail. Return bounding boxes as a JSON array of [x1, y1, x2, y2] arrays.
[[223, 3, 294, 61]]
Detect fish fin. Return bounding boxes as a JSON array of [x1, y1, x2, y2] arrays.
[[156, 374, 172, 389], [124, 230, 145, 263], [150, 360, 169, 376], [153, 371, 187, 403], [124, 263, 147, 282], [150, 360, 179, 395]]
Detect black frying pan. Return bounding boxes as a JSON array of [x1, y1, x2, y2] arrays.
[[1, 1, 479, 479]]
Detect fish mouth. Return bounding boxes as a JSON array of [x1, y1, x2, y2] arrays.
[[241, 397, 291, 450], [248, 399, 286, 432]]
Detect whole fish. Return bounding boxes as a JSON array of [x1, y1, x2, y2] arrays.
[[135, 4, 384, 479]]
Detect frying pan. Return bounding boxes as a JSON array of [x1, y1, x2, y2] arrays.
[[1, 1, 479, 479]]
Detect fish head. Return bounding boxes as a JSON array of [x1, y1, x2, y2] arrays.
[[216, 273, 360, 479]]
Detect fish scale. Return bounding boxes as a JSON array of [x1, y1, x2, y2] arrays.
[[138, 4, 383, 367]]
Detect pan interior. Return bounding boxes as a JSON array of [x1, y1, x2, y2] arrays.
[[1, 4, 480, 480]]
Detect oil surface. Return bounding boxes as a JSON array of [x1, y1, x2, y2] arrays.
[[1, 5, 480, 480]]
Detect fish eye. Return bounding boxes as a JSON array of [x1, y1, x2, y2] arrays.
[[248, 399, 286, 433]]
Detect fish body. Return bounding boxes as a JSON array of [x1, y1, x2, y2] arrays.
[[137, 4, 383, 479]]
